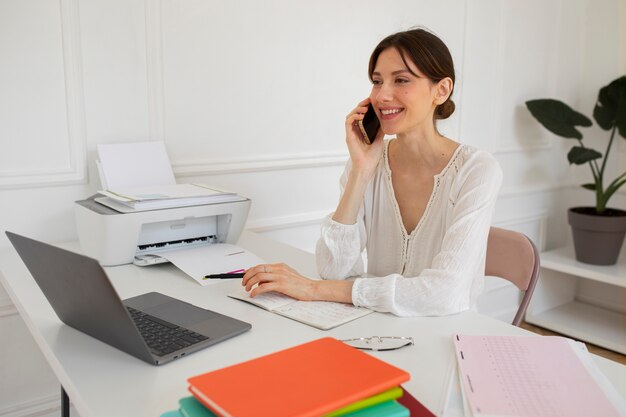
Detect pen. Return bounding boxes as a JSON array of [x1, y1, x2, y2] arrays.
[[204, 272, 245, 279]]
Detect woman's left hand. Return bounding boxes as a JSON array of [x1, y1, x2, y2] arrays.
[[242, 263, 318, 300]]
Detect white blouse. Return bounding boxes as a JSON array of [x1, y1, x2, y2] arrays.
[[315, 139, 502, 317]]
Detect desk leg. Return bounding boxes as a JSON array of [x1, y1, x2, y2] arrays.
[[62, 387, 70, 417]]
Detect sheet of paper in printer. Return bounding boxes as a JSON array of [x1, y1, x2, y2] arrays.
[[97, 141, 175, 189]]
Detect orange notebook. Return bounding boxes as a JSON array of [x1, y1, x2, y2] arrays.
[[187, 337, 410, 417]]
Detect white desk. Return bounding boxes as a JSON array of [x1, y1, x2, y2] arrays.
[[1, 231, 625, 417]]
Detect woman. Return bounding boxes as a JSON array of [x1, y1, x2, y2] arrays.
[[242, 28, 502, 316]]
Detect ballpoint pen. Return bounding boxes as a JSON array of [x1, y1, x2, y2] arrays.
[[204, 272, 245, 279]]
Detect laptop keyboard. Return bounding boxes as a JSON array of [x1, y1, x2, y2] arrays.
[[127, 307, 209, 356]]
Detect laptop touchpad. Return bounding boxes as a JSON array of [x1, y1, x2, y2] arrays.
[[143, 301, 219, 326]]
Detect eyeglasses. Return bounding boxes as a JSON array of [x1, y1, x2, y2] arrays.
[[340, 336, 414, 351]]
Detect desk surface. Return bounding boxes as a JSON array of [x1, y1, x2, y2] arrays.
[[1, 231, 625, 417]]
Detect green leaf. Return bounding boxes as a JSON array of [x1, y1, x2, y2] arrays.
[[600, 178, 626, 208], [581, 183, 597, 190], [593, 76, 626, 136], [567, 146, 602, 165], [526, 99, 592, 139]]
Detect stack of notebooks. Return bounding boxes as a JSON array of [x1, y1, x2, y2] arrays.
[[160, 337, 435, 417]]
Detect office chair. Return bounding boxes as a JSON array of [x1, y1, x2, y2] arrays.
[[485, 227, 541, 327]]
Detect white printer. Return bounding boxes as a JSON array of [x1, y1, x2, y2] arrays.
[[75, 195, 251, 266]]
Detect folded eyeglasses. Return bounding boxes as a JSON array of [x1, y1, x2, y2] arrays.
[[340, 336, 414, 351]]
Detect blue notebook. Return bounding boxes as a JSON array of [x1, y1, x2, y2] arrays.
[[160, 410, 183, 417], [179, 396, 217, 417], [341, 400, 408, 417]]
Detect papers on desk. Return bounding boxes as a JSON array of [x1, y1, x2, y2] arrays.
[[444, 334, 626, 417], [228, 286, 373, 330], [159, 244, 263, 286]]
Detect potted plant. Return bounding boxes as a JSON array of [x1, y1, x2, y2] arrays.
[[526, 75, 626, 265]]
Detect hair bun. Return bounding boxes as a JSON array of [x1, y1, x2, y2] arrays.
[[435, 99, 455, 120]]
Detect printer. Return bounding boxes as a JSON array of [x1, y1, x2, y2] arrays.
[[75, 195, 251, 266]]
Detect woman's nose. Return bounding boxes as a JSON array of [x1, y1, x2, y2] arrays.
[[375, 84, 393, 102]]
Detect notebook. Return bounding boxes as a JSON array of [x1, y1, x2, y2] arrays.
[[453, 334, 626, 417], [179, 397, 217, 417], [326, 387, 403, 417], [339, 401, 408, 417], [177, 388, 402, 417], [187, 337, 410, 417], [228, 286, 373, 330], [396, 387, 435, 417], [6, 231, 251, 366]]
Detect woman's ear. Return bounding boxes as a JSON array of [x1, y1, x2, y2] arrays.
[[433, 77, 453, 105]]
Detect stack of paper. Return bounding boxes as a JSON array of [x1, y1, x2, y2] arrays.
[[95, 141, 244, 212], [448, 334, 626, 417], [161, 338, 412, 417], [98, 183, 240, 210]]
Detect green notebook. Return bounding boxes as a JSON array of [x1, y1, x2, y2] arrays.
[[342, 401, 409, 417], [324, 386, 403, 417], [160, 410, 183, 417], [179, 396, 218, 417]]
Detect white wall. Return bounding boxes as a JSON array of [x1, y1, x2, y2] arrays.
[[0, 0, 624, 415]]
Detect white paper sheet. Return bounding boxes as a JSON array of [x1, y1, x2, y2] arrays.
[[97, 141, 176, 189], [158, 244, 264, 286]]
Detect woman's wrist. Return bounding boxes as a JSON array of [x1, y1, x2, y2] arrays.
[[312, 280, 354, 304]]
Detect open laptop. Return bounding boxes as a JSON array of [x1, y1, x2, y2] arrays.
[[6, 231, 251, 365]]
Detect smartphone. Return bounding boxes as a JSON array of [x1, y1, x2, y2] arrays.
[[358, 103, 380, 144]]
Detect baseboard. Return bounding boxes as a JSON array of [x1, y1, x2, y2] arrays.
[[0, 394, 60, 417]]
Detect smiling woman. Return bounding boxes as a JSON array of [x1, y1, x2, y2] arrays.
[[242, 28, 503, 317]]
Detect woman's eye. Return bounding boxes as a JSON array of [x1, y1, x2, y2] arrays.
[[372, 79, 382, 86], [395, 78, 409, 84]]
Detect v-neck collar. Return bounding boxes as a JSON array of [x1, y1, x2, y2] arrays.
[[383, 139, 464, 237]]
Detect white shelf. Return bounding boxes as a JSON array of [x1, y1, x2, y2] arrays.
[[526, 246, 626, 354], [540, 246, 626, 287], [526, 301, 626, 354]]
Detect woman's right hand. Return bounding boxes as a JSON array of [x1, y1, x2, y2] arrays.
[[344, 98, 385, 178]]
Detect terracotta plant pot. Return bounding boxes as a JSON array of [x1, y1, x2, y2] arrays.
[[568, 207, 626, 265]]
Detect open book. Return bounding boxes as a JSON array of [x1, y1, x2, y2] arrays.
[[228, 287, 373, 330]]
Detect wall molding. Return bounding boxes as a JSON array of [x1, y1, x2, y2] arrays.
[[173, 151, 348, 176], [247, 209, 331, 233], [499, 183, 567, 198], [0, 393, 59, 417], [0, 0, 87, 190]]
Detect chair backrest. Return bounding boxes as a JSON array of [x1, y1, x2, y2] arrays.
[[485, 227, 540, 327]]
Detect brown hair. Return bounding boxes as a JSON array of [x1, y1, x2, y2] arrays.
[[368, 28, 455, 120]]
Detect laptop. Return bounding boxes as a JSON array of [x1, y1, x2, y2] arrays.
[[6, 231, 251, 365]]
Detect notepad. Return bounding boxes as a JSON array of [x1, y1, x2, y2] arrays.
[[187, 337, 410, 417], [228, 287, 373, 330], [453, 334, 626, 417]]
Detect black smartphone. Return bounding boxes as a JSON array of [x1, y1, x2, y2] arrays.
[[358, 103, 380, 144]]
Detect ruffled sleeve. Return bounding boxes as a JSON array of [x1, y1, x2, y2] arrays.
[[315, 160, 367, 279]]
